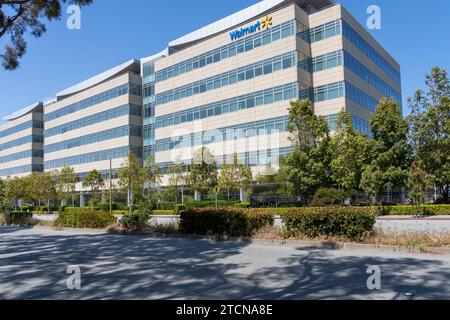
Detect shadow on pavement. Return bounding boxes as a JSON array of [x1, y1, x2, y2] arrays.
[[0, 227, 449, 300]]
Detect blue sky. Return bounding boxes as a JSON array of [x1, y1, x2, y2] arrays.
[[0, 0, 448, 122]]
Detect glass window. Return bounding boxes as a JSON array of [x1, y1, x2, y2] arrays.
[[284, 88, 295, 100], [273, 60, 282, 71], [264, 93, 274, 104], [255, 66, 263, 77], [283, 57, 293, 69], [222, 77, 229, 86], [274, 91, 283, 101], [256, 96, 264, 106], [263, 63, 273, 74], [247, 97, 255, 108], [262, 33, 271, 45], [245, 40, 253, 51], [221, 50, 228, 59], [272, 30, 281, 41], [246, 69, 254, 80], [229, 47, 236, 57]]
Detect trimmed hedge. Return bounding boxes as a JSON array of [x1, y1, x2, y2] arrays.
[[174, 205, 186, 214], [0, 212, 34, 225], [377, 205, 450, 216], [120, 212, 150, 232], [282, 207, 376, 241], [234, 203, 250, 209], [180, 208, 274, 237], [55, 211, 116, 229], [152, 210, 175, 215], [155, 203, 176, 211], [184, 200, 241, 209]]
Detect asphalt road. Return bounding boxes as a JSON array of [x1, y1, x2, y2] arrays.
[[0, 227, 449, 300]]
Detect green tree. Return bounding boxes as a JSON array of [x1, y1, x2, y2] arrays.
[[118, 152, 143, 212], [408, 162, 432, 208], [167, 160, 186, 204], [0, 0, 93, 70], [360, 98, 411, 203], [279, 99, 332, 205], [0, 178, 4, 204], [3, 177, 28, 210], [186, 147, 218, 198], [218, 154, 253, 200], [39, 172, 58, 208], [142, 155, 161, 195], [330, 110, 371, 195], [82, 169, 104, 210], [409, 67, 450, 203], [255, 164, 289, 197], [27, 172, 43, 206], [56, 166, 77, 206], [360, 164, 384, 205]]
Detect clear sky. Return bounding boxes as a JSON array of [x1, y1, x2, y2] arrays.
[[0, 0, 448, 122]]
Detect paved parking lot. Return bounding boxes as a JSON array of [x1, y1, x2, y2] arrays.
[[1, 227, 449, 300]]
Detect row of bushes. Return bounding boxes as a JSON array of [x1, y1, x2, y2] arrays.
[[0, 212, 35, 225], [282, 207, 376, 241], [377, 205, 450, 216], [55, 211, 116, 229], [180, 208, 274, 237], [27, 206, 377, 241]]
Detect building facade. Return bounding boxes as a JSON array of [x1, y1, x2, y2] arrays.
[[0, 103, 44, 179], [43, 60, 143, 193], [0, 0, 402, 194], [140, 0, 401, 183]]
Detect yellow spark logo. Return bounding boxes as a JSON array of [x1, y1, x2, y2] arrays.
[[261, 16, 273, 29]]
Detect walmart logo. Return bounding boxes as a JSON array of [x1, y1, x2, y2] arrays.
[[230, 15, 273, 41]]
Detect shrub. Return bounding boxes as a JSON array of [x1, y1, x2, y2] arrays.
[[36, 206, 50, 213], [64, 207, 96, 213], [174, 204, 186, 214], [155, 202, 176, 211], [152, 210, 175, 215], [282, 207, 376, 241], [234, 203, 250, 209], [310, 188, 348, 207], [377, 205, 450, 216], [19, 206, 35, 212], [112, 210, 130, 215], [98, 203, 118, 212], [120, 212, 150, 232], [184, 200, 240, 209], [115, 203, 129, 211], [0, 212, 35, 225], [180, 208, 274, 237], [55, 211, 116, 229]]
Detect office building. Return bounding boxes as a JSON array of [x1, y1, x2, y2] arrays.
[[0, 0, 401, 194], [0, 103, 44, 179], [140, 0, 401, 182], [43, 60, 143, 194]]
